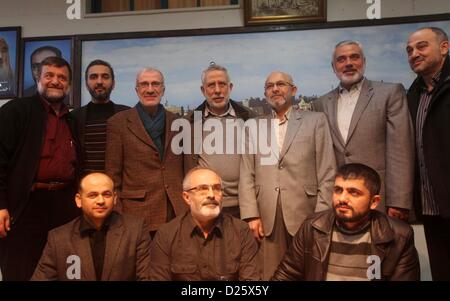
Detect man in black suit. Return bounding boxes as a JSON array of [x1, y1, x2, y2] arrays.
[[0, 56, 80, 280]]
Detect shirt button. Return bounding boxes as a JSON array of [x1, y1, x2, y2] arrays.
[[345, 152, 351, 157], [275, 187, 279, 191], [278, 165, 283, 169]]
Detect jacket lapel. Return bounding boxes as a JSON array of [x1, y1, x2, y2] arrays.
[[101, 214, 124, 281], [346, 80, 374, 143], [163, 110, 174, 161], [326, 89, 346, 147], [279, 108, 303, 161], [126, 107, 158, 151], [72, 226, 96, 280]]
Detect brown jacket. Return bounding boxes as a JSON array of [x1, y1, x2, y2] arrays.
[[31, 213, 151, 281], [105, 108, 187, 232], [272, 210, 420, 281]]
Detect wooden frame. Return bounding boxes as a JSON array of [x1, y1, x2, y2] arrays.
[[244, 0, 326, 26], [21, 36, 75, 107], [0, 27, 20, 99]]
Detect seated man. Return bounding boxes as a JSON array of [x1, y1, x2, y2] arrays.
[[149, 167, 260, 281], [31, 173, 151, 281], [272, 163, 420, 281]]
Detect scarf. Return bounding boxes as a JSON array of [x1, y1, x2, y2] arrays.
[[136, 102, 165, 159]]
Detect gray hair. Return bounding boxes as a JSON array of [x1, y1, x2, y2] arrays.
[[201, 62, 230, 84], [332, 40, 365, 65], [265, 71, 295, 86], [135, 67, 165, 86], [183, 167, 222, 191]]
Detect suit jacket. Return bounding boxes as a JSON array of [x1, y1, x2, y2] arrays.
[[407, 55, 450, 218], [272, 210, 420, 281], [0, 95, 81, 224], [313, 79, 414, 211], [105, 107, 187, 232], [239, 108, 337, 236], [31, 212, 151, 281]]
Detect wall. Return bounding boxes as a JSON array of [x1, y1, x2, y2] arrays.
[[0, 0, 448, 37]]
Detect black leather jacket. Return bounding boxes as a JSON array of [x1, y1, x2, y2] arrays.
[[272, 210, 420, 281]]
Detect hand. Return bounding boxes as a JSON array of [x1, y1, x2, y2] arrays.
[[247, 218, 264, 242], [0, 209, 11, 238], [387, 207, 409, 222]]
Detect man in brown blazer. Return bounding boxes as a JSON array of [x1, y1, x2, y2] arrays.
[[105, 68, 187, 237], [31, 173, 151, 281], [312, 40, 414, 221]]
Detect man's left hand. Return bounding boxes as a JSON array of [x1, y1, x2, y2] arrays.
[[387, 207, 409, 222]]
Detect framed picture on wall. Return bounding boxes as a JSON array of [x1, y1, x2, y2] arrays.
[[21, 37, 74, 106], [0, 27, 20, 99], [244, 0, 327, 26]]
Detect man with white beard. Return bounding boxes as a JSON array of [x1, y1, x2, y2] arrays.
[[149, 167, 260, 281], [312, 40, 414, 222]]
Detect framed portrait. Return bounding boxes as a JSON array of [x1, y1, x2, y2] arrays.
[[21, 37, 74, 106], [0, 27, 20, 100], [244, 0, 326, 26]]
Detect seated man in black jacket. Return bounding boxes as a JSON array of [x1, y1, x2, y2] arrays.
[[272, 163, 420, 281]]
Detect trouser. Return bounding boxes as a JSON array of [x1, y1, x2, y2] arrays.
[[259, 198, 292, 280], [0, 184, 80, 281], [423, 215, 450, 281]]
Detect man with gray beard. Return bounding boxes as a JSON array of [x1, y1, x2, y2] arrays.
[[312, 40, 414, 222], [0, 56, 81, 280]]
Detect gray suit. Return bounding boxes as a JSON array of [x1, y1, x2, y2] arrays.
[[312, 79, 414, 210], [239, 108, 336, 279]]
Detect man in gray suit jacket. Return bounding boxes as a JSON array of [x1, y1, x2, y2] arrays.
[[31, 173, 151, 281], [239, 71, 337, 280], [312, 40, 414, 221]]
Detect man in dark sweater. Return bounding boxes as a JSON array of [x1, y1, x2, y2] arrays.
[[71, 60, 129, 174]]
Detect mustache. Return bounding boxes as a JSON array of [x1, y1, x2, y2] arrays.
[[335, 203, 354, 211], [202, 200, 220, 206]]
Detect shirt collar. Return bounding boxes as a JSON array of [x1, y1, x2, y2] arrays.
[[204, 102, 236, 118], [79, 213, 112, 236], [420, 70, 442, 92], [271, 105, 292, 124], [186, 211, 224, 239], [39, 96, 69, 116], [338, 77, 365, 94]]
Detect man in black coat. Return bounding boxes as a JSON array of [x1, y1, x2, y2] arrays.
[[0, 56, 81, 280], [406, 27, 450, 280], [71, 59, 129, 174]]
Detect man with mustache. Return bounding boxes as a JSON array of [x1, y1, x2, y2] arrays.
[[32, 172, 151, 281], [105, 67, 187, 239], [184, 63, 255, 219], [71, 60, 129, 174], [313, 40, 414, 222], [406, 27, 450, 280], [0, 56, 81, 280], [239, 71, 337, 280], [149, 167, 259, 280], [272, 163, 420, 281]]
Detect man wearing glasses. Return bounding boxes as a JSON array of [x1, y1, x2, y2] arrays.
[[105, 67, 187, 239], [149, 167, 260, 280], [239, 71, 337, 280]]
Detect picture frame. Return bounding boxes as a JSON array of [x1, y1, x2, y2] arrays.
[[76, 14, 450, 116], [0, 26, 20, 100], [244, 0, 327, 26], [21, 36, 75, 107]]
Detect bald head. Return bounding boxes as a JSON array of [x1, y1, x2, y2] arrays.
[[78, 172, 114, 193]]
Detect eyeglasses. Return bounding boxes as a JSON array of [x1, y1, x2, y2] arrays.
[[185, 184, 222, 195], [264, 81, 294, 91], [137, 81, 163, 89]]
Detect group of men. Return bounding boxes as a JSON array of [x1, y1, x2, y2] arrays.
[[0, 26, 448, 281]]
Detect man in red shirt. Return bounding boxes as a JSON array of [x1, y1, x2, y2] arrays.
[[0, 56, 80, 280]]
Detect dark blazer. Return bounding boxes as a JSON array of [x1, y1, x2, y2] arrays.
[[31, 212, 151, 281], [0, 94, 80, 224], [183, 99, 256, 172], [105, 107, 187, 232], [407, 55, 450, 218], [272, 210, 420, 281], [313, 80, 414, 211]]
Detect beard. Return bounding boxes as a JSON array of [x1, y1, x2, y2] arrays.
[[88, 85, 112, 102], [334, 204, 370, 223], [191, 199, 221, 222], [38, 87, 67, 103]]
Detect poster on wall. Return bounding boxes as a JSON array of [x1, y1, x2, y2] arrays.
[[21, 37, 73, 106], [0, 27, 20, 100], [79, 18, 450, 115]]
